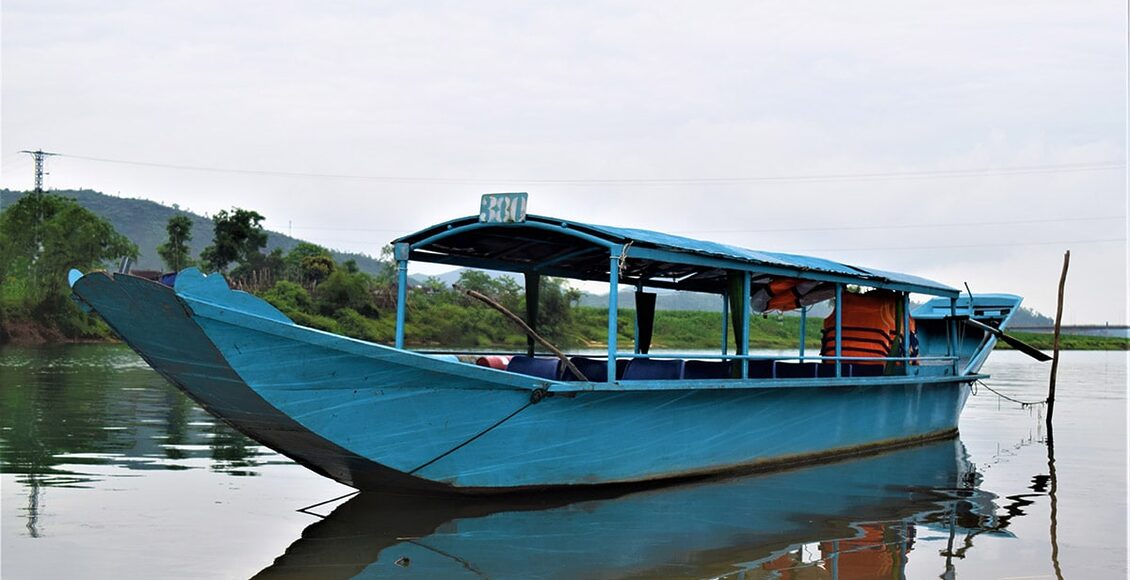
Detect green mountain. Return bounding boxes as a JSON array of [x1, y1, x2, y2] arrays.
[[1, 188, 1059, 325], [0, 189, 388, 274]]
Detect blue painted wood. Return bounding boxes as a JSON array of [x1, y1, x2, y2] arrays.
[[70, 270, 981, 491], [914, 294, 1024, 375], [174, 267, 290, 323], [633, 283, 642, 355], [799, 305, 807, 357], [903, 293, 911, 366], [395, 257, 407, 349], [409, 220, 616, 258], [835, 284, 843, 378], [740, 272, 750, 378], [69, 198, 1027, 494], [625, 246, 961, 297], [607, 246, 620, 382], [720, 289, 729, 354], [70, 271, 448, 491], [395, 215, 960, 297], [949, 297, 959, 373]]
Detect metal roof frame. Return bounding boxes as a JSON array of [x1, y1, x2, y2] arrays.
[[394, 214, 960, 298]]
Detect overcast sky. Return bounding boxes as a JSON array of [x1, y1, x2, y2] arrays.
[[2, 1, 1126, 324]]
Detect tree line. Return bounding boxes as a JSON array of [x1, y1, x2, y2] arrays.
[[4, 192, 1125, 350], [0, 193, 583, 347], [0, 193, 137, 339]]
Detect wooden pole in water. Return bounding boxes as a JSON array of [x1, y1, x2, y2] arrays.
[[1046, 250, 1070, 426]]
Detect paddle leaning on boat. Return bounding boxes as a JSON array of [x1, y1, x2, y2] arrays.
[[68, 193, 1044, 493]]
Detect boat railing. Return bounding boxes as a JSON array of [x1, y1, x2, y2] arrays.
[[414, 349, 959, 379], [615, 353, 958, 378], [415, 350, 957, 363], [612, 353, 957, 363]]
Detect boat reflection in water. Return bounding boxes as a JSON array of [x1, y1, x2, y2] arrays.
[[255, 438, 1012, 579]]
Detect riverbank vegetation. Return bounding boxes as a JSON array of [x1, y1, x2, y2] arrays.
[[0, 193, 137, 342], [998, 331, 1129, 351], [2, 194, 1126, 351]]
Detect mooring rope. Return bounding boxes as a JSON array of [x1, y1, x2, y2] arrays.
[[408, 400, 536, 475], [973, 379, 1047, 408], [295, 489, 360, 517]]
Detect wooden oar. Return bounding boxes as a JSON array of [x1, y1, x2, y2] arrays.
[[457, 286, 590, 382], [963, 317, 1052, 362]]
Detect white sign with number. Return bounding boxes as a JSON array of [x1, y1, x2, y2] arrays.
[[479, 193, 528, 223]]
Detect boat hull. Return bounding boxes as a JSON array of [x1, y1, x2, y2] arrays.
[[71, 270, 974, 493]]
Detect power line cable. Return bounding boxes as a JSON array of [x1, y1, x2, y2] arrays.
[[674, 215, 1126, 234], [294, 235, 1126, 254], [54, 152, 1125, 185], [280, 214, 1125, 236], [793, 237, 1125, 253]]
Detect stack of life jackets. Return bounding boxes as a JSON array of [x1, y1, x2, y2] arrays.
[[821, 290, 917, 365], [750, 278, 836, 312]]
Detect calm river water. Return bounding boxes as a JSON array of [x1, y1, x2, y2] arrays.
[[1, 346, 1125, 579]]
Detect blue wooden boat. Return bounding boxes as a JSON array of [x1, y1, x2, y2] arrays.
[[68, 194, 1031, 493]]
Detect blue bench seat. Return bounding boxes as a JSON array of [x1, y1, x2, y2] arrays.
[[622, 358, 685, 380], [506, 356, 562, 380]]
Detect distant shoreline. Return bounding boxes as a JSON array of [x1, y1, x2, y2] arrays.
[[0, 320, 112, 345], [2, 317, 1126, 351]]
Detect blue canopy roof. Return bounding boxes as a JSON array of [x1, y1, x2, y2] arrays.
[[395, 215, 959, 297]]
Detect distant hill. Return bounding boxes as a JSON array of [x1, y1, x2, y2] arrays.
[[0, 189, 388, 274], [1008, 306, 1054, 326], [8, 190, 1058, 324]]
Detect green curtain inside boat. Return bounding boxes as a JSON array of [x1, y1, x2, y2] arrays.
[[727, 272, 747, 378], [727, 272, 746, 348], [884, 294, 907, 376], [635, 291, 657, 354]]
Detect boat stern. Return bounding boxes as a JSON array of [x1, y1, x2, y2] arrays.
[[913, 293, 1025, 375]]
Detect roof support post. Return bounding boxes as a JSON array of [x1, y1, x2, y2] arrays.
[[634, 283, 642, 355], [394, 243, 410, 350], [903, 293, 911, 375], [835, 283, 843, 378], [949, 297, 958, 374], [799, 305, 807, 359], [721, 288, 729, 355], [607, 245, 622, 382], [740, 271, 750, 378]]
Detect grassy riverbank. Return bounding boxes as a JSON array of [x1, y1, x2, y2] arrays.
[[0, 301, 117, 344], [997, 331, 1129, 351], [7, 303, 1124, 350], [571, 308, 825, 350]]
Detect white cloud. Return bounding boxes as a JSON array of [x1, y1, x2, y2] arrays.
[[2, 0, 1125, 322]]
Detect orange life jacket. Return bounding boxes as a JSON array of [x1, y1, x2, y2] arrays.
[[819, 524, 899, 578], [751, 278, 835, 312], [821, 291, 900, 364]]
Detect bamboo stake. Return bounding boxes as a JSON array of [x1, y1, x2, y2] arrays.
[[1046, 250, 1070, 426], [458, 286, 589, 382], [1046, 423, 1064, 580]]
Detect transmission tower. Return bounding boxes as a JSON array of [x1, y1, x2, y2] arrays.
[[19, 150, 59, 291], [20, 150, 59, 193]]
